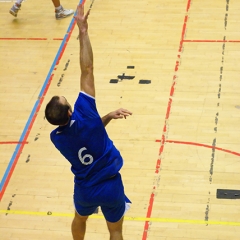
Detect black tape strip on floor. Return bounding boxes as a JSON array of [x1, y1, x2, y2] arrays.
[[217, 189, 240, 199], [139, 80, 151, 84], [110, 79, 118, 83]]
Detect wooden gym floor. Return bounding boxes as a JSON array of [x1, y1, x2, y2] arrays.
[[1, 0, 240, 239]]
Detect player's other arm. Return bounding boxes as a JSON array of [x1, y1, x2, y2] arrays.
[[101, 108, 132, 127], [75, 4, 95, 98]]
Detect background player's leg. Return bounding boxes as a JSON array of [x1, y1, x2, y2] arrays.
[[71, 211, 88, 240], [106, 217, 124, 240], [15, 0, 23, 4], [51, 0, 61, 8]]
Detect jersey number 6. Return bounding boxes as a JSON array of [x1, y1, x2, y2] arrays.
[[78, 147, 94, 165]]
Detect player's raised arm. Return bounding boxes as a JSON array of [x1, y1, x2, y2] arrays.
[[75, 4, 95, 97]]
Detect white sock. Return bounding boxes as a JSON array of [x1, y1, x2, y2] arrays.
[[55, 5, 62, 11], [15, 0, 23, 5]]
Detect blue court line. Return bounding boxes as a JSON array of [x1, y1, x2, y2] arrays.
[[0, 0, 83, 195]]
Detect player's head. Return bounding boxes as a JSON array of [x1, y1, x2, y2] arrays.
[[45, 96, 72, 126]]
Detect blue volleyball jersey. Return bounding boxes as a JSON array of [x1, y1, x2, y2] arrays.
[[50, 92, 123, 187]]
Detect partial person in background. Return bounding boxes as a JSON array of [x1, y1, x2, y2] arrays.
[[9, 0, 74, 19]]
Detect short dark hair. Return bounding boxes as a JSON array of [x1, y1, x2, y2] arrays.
[[45, 96, 70, 125]]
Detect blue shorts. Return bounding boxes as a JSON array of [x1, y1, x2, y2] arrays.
[[73, 173, 131, 223]]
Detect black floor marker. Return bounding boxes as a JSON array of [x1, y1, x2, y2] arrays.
[[139, 80, 151, 84], [117, 74, 135, 80], [217, 189, 240, 199], [109, 79, 118, 83]]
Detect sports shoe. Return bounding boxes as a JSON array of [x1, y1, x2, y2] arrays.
[[55, 6, 74, 20], [9, 4, 21, 17]]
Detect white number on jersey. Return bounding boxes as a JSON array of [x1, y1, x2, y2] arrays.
[[78, 147, 94, 165]]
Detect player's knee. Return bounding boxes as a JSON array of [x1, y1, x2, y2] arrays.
[[109, 230, 123, 240], [73, 211, 88, 223], [106, 217, 123, 233]]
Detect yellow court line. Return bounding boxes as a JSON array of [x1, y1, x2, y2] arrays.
[[1, 210, 240, 226]]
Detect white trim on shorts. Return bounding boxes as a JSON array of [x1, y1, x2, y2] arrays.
[[122, 202, 131, 218]]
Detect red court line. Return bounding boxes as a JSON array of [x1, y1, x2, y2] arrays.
[[142, 1, 192, 239], [81, 0, 87, 5], [0, 38, 63, 41], [0, 142, 28, 145], [156, 139, 240, 157], [184, 39, 240, 43]]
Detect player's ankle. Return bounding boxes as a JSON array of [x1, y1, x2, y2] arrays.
[[55, 5, 62, 12]]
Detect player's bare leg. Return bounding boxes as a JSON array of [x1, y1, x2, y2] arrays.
[[71, 211, 88, 240], [106, 217, 124, 240], [51, 0, 61, 8]]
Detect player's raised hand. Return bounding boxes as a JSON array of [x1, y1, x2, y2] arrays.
[[74, 4, 90, 33]]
